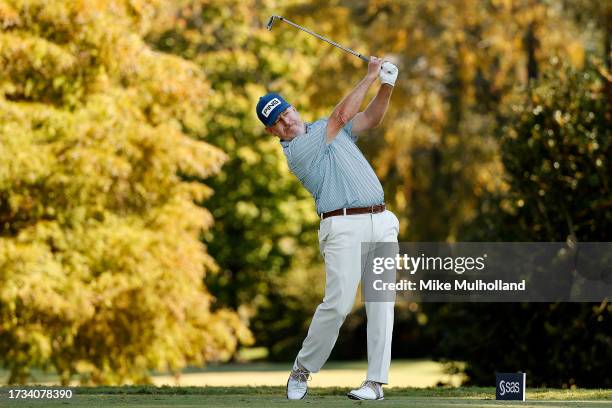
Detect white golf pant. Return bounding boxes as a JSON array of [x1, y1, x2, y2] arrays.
[[295, 210, 399, 384]]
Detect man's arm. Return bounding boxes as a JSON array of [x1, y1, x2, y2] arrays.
[[352, 61, 398, 134], [352, 84, 393, 134], [326, 56, 384, 144]]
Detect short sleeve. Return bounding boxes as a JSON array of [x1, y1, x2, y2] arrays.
[[343, 120, 358, 142]]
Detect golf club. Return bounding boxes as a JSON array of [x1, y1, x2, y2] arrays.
[[266, 15, 370, 63]]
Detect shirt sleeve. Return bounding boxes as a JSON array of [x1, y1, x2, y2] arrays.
[[284, 119, 328, 177], [343, 119, 358, 143]]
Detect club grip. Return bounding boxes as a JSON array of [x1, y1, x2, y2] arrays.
[[359, 54, 370, 63]]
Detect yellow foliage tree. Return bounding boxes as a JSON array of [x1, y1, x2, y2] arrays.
[[145, 0, 330, 359], [0, 0, 251, 385]]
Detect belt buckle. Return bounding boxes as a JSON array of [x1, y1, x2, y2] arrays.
[[343, 208, 347, 216]]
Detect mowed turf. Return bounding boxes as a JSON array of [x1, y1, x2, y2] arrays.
[[0, 386, 610, 408]]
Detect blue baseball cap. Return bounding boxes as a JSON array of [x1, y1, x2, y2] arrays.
[[256, 92, 291, 127]]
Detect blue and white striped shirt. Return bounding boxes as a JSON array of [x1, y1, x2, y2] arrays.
[[280, 118, 384, 214]]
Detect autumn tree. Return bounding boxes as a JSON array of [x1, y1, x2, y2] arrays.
[[0, 0, 251, 385], [146, 0, 329, 358]]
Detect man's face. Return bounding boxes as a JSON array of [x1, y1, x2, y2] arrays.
[[265, 106, 306, 141]]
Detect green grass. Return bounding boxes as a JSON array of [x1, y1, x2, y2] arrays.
[[0, 360, 467, 387], [0, 386, 610, 408]]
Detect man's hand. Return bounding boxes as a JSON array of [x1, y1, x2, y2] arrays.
[[367, 56, 384, 79], [379, 62, 398, 86]]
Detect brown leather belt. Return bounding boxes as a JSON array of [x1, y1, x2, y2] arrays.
[[320, 204, 385, 219]]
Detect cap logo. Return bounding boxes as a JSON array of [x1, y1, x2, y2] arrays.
[[261, 98, 281, 118]]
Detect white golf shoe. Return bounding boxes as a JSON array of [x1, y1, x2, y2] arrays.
[[347, 380, 384, 400], [286, 366, 310, 400]]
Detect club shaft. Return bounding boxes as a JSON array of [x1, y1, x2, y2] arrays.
[[276, 17, 369, 63]]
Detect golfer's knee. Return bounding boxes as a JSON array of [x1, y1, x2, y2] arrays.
[[320, 299, 352, 320]]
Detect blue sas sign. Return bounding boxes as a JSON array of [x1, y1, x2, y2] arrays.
[[496, 372, 526, 401]]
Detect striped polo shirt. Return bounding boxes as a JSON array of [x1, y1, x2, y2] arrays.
[[280, 118, 384, 214]]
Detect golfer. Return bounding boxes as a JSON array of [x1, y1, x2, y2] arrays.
[[256, 56, 399, 401]]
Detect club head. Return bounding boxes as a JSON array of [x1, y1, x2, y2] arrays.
[[266, 15, 279, 31]]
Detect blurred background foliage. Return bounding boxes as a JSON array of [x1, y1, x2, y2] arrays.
[[0, 0, 610, 387]]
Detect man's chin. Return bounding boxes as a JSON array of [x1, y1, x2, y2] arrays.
[[285, 129, 301, 140], [293, 124, 305, 135]]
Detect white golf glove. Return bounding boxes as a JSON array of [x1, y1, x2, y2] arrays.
[[379, 61, 398, 86]]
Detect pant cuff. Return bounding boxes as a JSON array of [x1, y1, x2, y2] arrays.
[[294, 357, 318, 373]]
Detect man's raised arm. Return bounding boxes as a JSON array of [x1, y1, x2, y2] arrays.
[[326, 56, 384, 144], [352, 61, 398, 134]]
